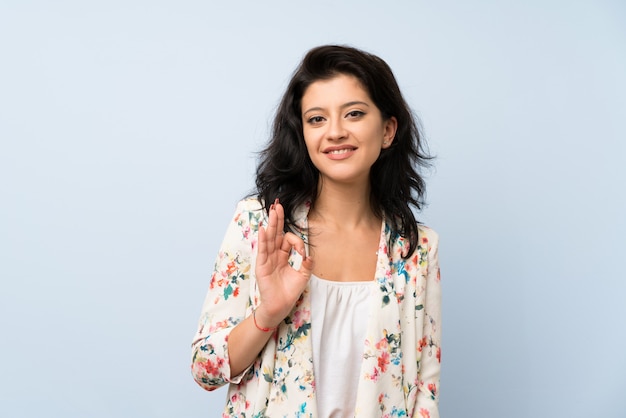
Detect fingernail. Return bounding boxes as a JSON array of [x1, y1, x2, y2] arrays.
[[270, 204, 275, 211], [274, 198, 279, 205]]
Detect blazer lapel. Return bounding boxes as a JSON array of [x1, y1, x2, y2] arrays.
[[354, 219, 407, 417]]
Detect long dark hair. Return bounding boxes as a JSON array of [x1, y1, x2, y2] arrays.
[[255, 45, 432, 258]]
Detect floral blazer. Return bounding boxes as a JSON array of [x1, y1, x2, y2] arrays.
[[191, 198, 441, 418]]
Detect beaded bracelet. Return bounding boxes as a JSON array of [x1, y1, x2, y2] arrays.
[[253, 309, 277, 333]]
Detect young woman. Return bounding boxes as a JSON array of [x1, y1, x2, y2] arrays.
[[191, 45, 441, 418]]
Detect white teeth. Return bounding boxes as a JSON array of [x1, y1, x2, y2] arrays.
[[327, 149, 353, 154]]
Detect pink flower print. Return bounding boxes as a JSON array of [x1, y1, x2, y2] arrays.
[[377, 351, 390, 373], [229, 393, 250, 409], [428, 382, 437, 399], [209, 272, 218, 289], [292, 309, 308, 329], [436, 347, 441, 363], [191, 361, 204, 376], [242, 225, 252, 240], [418, 336, 427, 352], [367, 367, 380, 382], [375, 336, 389, 351], [419, 408, 431, 418], [210, 265, 229, 289], [208, 319, 229, 333], [226, 261, 237, 275], [202, 357, 225, 376]]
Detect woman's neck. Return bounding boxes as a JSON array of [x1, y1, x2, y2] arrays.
[[310, 180, 379, 230]]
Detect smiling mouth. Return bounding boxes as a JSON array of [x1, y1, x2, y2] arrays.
[[325, 148, 356, 155]]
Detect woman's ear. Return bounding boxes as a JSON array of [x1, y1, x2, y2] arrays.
[[382, 116, 398, 149]]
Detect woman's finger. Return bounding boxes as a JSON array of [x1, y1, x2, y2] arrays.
[[257, 225, 268, 266], [299, 255, 314, 279], [278, 231, 306, 265], [274, 200, 285, 232], [272, 200, 285, 250], [264, 204, 277, 255]]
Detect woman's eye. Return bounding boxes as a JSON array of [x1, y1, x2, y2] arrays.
[[346, 110, 365, 118], [307, 116, 325, 124]]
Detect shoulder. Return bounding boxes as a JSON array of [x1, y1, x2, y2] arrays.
[[234, 196, 265, 213], [231, 197, 266, 224], [222, 197, 267, 243], [386, 222, 439, 258], [417, 225, 439, 250]]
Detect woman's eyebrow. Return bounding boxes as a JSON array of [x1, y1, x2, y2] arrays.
[[341, 100, 370, 109], [302, 101, 370, 116]]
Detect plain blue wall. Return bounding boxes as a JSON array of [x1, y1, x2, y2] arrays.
[[1, 1, 624, 417]]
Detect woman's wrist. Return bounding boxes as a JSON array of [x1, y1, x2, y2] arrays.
[[253, 309, 277, 332], [252, 305, 281, 332]]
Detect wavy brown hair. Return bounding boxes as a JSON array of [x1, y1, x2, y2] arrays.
[[255, 45, 432, 258]]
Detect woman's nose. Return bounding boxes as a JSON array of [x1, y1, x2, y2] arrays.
[[325, 118, 347, 141]]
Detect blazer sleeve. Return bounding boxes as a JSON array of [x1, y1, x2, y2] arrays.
[[414, 229, 442, 418], [190, 199, 264, 391]]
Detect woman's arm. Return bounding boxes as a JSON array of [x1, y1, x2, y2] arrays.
[[190, 199, 260, 391], [190, 199, 313, 390]]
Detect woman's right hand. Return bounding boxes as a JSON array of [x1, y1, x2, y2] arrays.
[[254, 199, 314, 329]]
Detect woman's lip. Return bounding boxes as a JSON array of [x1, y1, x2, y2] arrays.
[[324, 147, 356, 160], [323, 146, 357, 153]]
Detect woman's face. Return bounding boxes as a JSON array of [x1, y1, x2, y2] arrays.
[[300, 74, 397, 188]]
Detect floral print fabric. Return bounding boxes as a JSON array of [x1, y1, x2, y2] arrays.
[[191, 198, 442, 417]]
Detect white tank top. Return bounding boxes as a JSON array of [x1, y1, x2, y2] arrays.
[[310, 274, 374, 418]]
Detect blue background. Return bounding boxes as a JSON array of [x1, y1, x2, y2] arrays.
[[1, 1, 625, 417]]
